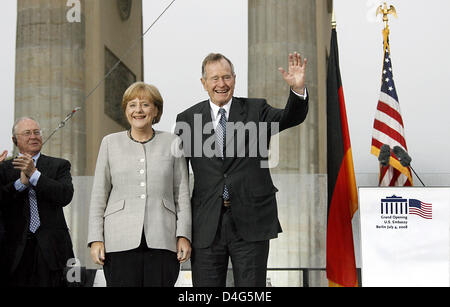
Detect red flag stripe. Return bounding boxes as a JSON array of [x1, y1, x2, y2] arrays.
[[373, 120, 407, 148], [409, 209, 432, 219], [378, 92, 402, 113], [372, 136, 408, 157], [374, 112, 406, 145], [339, 87, 352, 150], [376, 101, 404, 127], [389, 168, 401, 186], [374, 107, 405, 132], [326, 149, 358, 287]]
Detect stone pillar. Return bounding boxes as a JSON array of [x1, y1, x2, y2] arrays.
[[248, 0, 331, 286], [84, 0, 143, 175], [15, 0, 86, 176], [15, 0, 143, 271]]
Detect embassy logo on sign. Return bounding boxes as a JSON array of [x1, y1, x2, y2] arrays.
[[375, 195, 432, 231], [381, 195, 433, 220]]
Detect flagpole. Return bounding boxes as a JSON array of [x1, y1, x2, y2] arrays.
[[331, 8, 336, 29], [371, 3, 414, 186]]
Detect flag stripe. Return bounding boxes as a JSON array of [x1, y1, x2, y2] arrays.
[[409, 209, 432, 219], [374, 107, 405, 136], [378, 92, 403, 121], [389, 168, 401, 186], [371, 145, 413, 183], [409, 200, 432, 219], [372, 131, 405, 151], [327, 149, 358, 286], [377, 100, 404, 127], [326, 28, 358, 287], [380, 167, 392, 186], [373, 120, 407, 148]]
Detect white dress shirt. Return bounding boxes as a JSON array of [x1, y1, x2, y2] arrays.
[[209, 99, 232, 130]]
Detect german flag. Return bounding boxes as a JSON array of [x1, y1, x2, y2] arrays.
[[326, 28, 359, 287]]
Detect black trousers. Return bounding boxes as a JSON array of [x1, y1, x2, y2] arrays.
[[103, 233, 180, 287], [191, 207, 269, 287], [0, 231, 7, 286], [8, 233, 65, 287]]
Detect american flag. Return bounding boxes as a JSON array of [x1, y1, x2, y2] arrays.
[[371, 40, 413, 186], [409, 199, 432, 219]]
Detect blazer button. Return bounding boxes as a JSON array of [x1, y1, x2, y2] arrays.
[[140, 194, 146, 199], [140, 158, 145, 163], [140, 182, 146, 187], [224, 173, 227, 178], [139, 169, 145, 174]]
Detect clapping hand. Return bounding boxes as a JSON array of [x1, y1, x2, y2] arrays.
[[278, 52, 307, 95], [0, 150, 7, 163], [12, 154, 37, 185]]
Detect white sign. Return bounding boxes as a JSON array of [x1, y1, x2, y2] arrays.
[[359, 187, 450, 287]]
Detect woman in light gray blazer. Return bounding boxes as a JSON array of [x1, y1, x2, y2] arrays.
[[87, 82, 191, 287]]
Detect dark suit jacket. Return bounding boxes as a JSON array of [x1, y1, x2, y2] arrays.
[[0, 189, 4, 244], [0, 154, 74, 272], [176, 91, 308, 248], [0, 187, 6, 285]]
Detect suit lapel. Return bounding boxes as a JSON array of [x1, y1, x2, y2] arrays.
[[36, 154, 50, 174], [223, 97, 247, 170], [200, 100, 215, 155], [228, 97, 247, 123]]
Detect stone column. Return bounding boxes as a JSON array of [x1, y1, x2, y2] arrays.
[[15, 0, 86, 176], [248, 0, 331, 286], [15, 0, 144, 273], [84, 0, 143, 176]]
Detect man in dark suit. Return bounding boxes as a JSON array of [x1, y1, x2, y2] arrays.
[[0, 149, 8, 286], [175, 52, 309, 286], [0, 117, 74, 287]]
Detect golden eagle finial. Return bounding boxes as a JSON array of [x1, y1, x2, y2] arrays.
[[376, 3, 398, 52], [376, 2, 398, 30]]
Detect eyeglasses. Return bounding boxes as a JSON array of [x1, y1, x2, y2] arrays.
[[16, 130, 42, 137]]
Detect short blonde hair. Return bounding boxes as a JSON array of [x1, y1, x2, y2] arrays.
[[121, 82, 163, 124]]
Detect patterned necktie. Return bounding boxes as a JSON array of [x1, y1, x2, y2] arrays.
[[216, 108, 227, 158], [29, 187, 40, 233], [216, 108, 230, 200], [29, 158, 40, 233]]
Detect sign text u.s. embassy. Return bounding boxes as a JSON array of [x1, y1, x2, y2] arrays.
[[376, 195, 432, 230]]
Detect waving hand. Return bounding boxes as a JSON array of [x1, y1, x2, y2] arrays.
[[278, 52, 307, 95]]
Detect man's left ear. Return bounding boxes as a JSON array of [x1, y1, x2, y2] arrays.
[[200, 78, 207, 90]]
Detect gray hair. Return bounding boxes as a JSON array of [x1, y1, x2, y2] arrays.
[[12, 117, 39, 136], [201, 53, 235, 79]]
